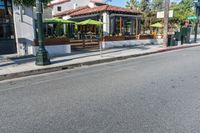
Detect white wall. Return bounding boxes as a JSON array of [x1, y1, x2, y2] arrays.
[[13, 4, 35, 56], [51, 0, 103, 15], [52, 0, 90, 15], [32, 45, 71, 56], [102, 39, 164, 49]]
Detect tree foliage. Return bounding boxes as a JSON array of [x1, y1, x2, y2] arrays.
[[151, 0, 163, 11], [140, 0, 150, 12], [126, 0, 140, 9], [13, 0, 52, 6], [126, 0, 195, 24], [170, 0, 194, 23]]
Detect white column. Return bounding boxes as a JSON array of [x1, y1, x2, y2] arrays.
[[103, 12, 110, 36]]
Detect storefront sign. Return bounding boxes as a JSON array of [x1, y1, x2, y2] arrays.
[[157, 10, 174, 18]]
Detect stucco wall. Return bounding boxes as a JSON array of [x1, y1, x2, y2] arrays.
[[102, 39, 164, 49], [52, 0, 89, 15], [32, 45, 71, 56], [13, 4, 35, 56]]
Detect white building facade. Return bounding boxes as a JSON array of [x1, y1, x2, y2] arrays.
[[0, 0, 71, 56], [52, 1, 142, 37], [0, 0, 35, 55], [48, 0, 103, 16]]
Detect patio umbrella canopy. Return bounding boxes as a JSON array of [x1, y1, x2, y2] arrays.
[[44, 18, 75, 24], [150, 22, 163, 28], [76, 19, 105, 25], [43, 18, 76, 37]]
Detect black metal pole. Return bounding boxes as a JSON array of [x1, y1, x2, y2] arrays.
[[35, 0, 51, 65], [194, 20, 198, 43], [194, 1, 200, 43]]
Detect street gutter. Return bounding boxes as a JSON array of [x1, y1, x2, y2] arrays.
[[0, 44, 200, 81]]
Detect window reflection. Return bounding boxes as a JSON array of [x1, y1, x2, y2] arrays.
[[0, 0, 15, 40]]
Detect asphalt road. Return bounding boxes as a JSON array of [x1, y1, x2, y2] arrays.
[[1, 47, 200, 133]]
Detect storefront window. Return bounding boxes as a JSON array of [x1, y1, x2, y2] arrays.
[[0, 0, 16, 55], [0, 0, 15, 40], [112, 17, 132, 36]]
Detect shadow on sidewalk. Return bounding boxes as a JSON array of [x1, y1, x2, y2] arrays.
[[0, 44, 153, 67], [0, 57, 36, 67]]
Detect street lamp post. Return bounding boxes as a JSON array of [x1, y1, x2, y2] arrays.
[[35, 0, 51, 65], [194, 0, 200, 43]]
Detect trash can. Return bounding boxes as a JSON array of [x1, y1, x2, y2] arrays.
[[180, 27, 191, 44], [175, 31, 181, 41], [168, 34, 177, 47], [174, 31, 181, 45]]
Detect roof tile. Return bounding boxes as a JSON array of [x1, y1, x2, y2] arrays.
[[70, 5, 141, 17]]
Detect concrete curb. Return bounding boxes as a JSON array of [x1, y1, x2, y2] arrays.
[[1, 44, 200, 81], [158, 43, 200, 52]]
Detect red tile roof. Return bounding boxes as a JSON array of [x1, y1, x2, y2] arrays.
[[53, 4, 142, 18], [70, 5, 141, 17], [53, 6, 89, 17], [48, 0, 70, 7]]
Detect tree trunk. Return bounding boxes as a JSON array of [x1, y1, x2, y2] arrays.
[[163, 0, 170, 47]]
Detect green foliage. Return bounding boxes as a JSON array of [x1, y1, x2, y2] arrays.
[[151, 0, 163, 11], [126, 0, 140, 9], [126, 0, 194, 24], [126, 0, 195, 32], [140, 0, 150, 12], [13, 0, 52, 6], [170, 0, 195, 23]]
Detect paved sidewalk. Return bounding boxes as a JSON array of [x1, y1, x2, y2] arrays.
[[0, 43, 200, 81]]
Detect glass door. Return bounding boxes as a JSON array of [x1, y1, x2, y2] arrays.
[[0, 0, 17, 55]]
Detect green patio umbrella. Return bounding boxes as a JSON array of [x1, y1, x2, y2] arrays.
[[150, 22, 163, 28], [44, 18, 75, 24], [43, 18, 75, 37], [76, 19, 105, 25]]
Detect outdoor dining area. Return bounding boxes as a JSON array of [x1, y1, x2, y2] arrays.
[[43, 18, 103, 40], [37, 18, 105, 51]]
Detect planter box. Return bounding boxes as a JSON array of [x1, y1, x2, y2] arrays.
[[103, 35, 137, 42], [31, 45, 71, 56], [103, 36, 125, 41], [125, 36, 137, 40], [33, 38, 70, 46], [139, 34, 154, 40], [32, 38, 71, 56]]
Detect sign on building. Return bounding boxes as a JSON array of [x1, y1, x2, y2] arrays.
[[157, 10, 174, 18]]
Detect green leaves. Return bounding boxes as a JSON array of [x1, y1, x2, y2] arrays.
[[151, 0, 163, 11], [126, 0, 195, 24], [13, 0, 52, 6], [140, 0, 150, 12], [170, 0, 195, 23], [126, 0, 140, 9]]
